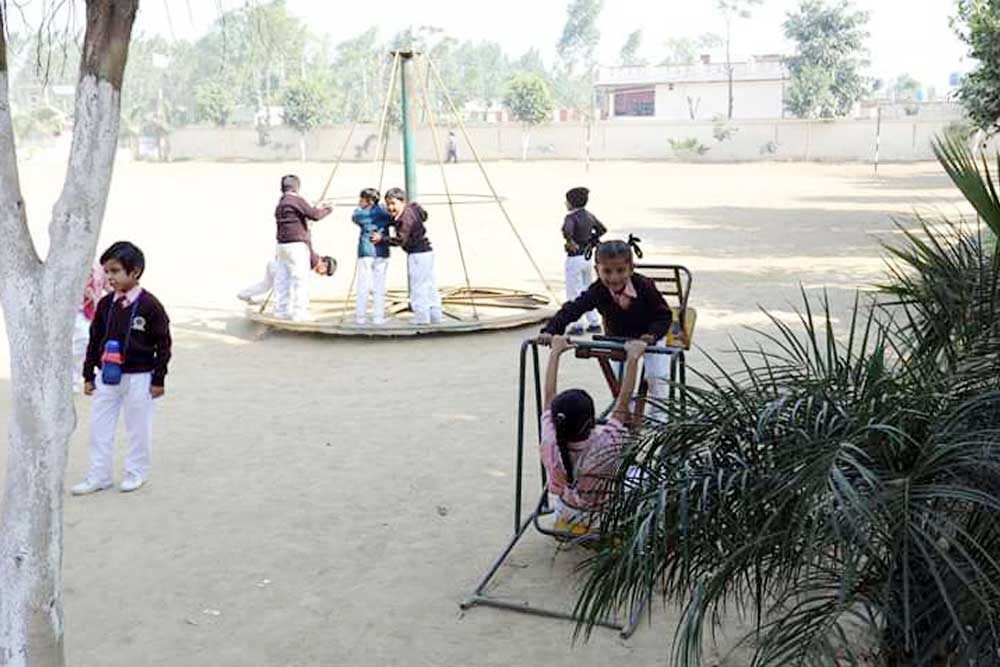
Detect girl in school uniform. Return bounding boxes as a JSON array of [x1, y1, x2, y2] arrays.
[[351, 188, 393, 325]]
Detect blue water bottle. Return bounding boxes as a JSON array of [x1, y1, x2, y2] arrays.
[[101, 339, 123, 385]]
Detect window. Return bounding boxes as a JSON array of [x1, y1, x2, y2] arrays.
[[614, 89, 655, 117]]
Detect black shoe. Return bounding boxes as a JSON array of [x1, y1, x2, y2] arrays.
[[586, 324, 603, 334], [567, 326, 584, 336]]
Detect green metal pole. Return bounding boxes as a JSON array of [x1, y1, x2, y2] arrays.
[[398, 51, 418, 200]]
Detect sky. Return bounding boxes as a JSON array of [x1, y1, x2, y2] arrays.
[[133, 0, 969, 91]]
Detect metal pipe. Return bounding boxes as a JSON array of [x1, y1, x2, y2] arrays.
[[398, 51, 418, 200]]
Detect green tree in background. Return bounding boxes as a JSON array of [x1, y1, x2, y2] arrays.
[[555, 0, 604, 115], [618, 30, 647, 66], [717, 0, 763, 119], [952, 0, 1000, 134], [194, 80, 236, 127], [504, 72, 554, 159], [660, 34, 722, 65], [784, 0, 870, 118], [283, 77, 334, 160]]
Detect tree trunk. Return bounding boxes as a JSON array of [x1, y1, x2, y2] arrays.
[[0, 2, 137, 665], [725, 19, 734, 120], [299, 134, 307, 162], [521, 127, 530, 161]]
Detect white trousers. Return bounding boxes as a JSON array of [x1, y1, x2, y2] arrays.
[[274, 242, 311, 321], [407, 252, 442, 324], [564, 255, 599, 328], [356, 256, 389, 324], [72, 312, 91, 393], [88, 373, 154, 483], [643, 337, 671, 417], [238, 260, 277, 301]]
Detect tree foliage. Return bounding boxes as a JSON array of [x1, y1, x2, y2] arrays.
[[282, 77, 333, 134], [194, 80, 236, 127], [952, 0, 1000, 134], [504, 73, 554, 126], [555, 0, 604, 114], [618, 30, 647, 67], [784, 0, 871, 118], [660, 34, 722, 66]]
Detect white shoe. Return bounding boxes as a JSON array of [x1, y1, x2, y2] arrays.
[[237, 293, 256, 304], [71, 477, 112, 496], [372, 318, 386, 326], [430, 311, 443, 325], [355, 318, 368, 326], [120, 475, 146, 493]]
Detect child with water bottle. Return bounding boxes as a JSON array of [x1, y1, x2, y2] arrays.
[[73, 241, 172, 495]]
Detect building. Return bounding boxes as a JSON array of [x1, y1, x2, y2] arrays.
[[596, 55, 788, 121]]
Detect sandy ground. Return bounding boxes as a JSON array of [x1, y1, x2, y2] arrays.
[[0, 149, 968, 666]]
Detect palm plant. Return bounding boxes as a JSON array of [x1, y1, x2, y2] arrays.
[[575, 135, 1000, 665]]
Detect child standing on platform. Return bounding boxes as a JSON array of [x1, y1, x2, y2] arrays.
[[378, 187, 442, 325], [352, 188, 393, 325], [274, 174, 332, 321], [562, 186, 606, 335], [73, 241, 172, 495]]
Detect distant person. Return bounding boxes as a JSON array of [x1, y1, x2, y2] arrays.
[[562, 186, 606, 335], [446, 130, 459, 163], [237, 246, 335, 305], [351, 188, 393, 325], [539, 335, 646, 531], [73, 261, 109, 393], [274, 174, 332, 321], [372, 188, 442, 325], [539, 238, 673, 414], [73, 241, 172, 495]]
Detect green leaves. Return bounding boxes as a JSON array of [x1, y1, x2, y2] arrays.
[[783, 0, 871, 118], [572, 138, 1000, 663], [952, 0, 1000, 134], [504, 73, 555, 127], [282, 78, 333, 134]]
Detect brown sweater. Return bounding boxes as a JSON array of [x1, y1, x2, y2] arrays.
[[389, 203, 432, 254], [542, 273, 672, 340], [275, 192, 331, 244], [563, 208, 606, 256], [83, 290, 172, 386]]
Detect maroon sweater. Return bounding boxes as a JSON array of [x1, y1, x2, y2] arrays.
[[275, 192, 331, 244], [389, 203, 432, 254], [83, 290, 172, 387], [542, 273, 672, 340]]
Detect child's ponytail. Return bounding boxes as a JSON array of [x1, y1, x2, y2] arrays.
[[554, 412, 577, 486], [550, 388, 596, 488]]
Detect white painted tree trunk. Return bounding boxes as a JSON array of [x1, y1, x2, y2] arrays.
[[520, 128, 531, 161], [0, 2, 135, 662], [299, 134, 307, 162]]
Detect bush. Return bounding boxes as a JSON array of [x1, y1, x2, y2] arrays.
[[667, 137, 710, 158]]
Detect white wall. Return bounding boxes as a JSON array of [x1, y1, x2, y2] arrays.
[[168, 117, 961, 163], [647, 80, 785, 121]]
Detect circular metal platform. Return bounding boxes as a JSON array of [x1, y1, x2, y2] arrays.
[[247, 286, 554, 337]]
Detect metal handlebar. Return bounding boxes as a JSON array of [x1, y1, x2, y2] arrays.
[[533, 335, 678, 355]]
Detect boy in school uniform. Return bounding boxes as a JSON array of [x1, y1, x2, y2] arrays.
[[377, 187, 443, 325], [562, 186, 606, 335], [274, 174, 332, 321], [73, 241, 172, 495]]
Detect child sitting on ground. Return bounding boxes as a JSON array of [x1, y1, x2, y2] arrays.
[[73, 241, 172, 495], [540, 237, 673, 412], [540, 335, 646, 529], [237, 247, 335, 305], [562, 186, 606, 335], [351, 188, 393, 325], [374, 187, 442, 325]]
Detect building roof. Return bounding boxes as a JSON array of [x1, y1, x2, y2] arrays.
[[596, 57, 788, 88]]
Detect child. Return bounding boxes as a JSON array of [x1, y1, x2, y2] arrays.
[[237, 248, 335, 305], [562, 186, 606, 335], [274, 174, 333, 321], [446, 130, 459, 163], [72, 262, 109, 393], [540, 335, 646, 528], [378, 187, 442, 325], [73, 241, 172, 495], [352, 188, 393, 325], [540, 238, 673, 409]]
